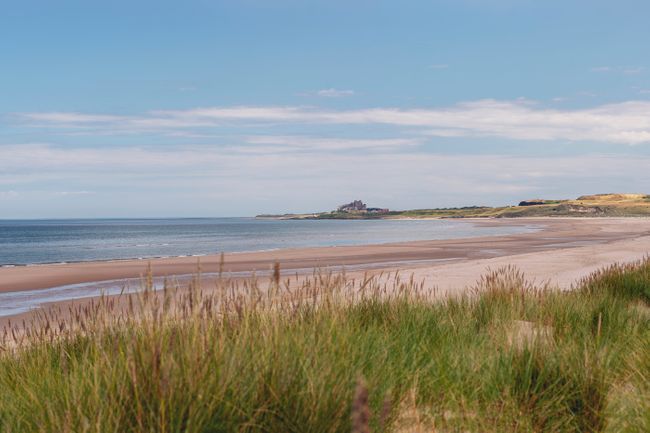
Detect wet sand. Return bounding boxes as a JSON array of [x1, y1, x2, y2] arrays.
[[1, 218, 649, 294]]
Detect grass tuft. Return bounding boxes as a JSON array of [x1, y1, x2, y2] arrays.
[[1, 260, 649, 432]]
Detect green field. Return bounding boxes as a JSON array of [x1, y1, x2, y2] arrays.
[[1, 261, 649, 432]]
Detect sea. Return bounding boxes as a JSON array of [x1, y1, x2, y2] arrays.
[[0, 217, 535, 266]]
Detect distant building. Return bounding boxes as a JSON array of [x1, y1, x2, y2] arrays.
[[337, 200, 389, 214], [338, 200, 367, 212]]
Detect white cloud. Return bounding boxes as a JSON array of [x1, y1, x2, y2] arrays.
[[298, 88, 355, 98], [53, 191, 94, 196], [15, 98, 650, 144], [244, 135, 419, 151], [19, 112, 125, 125], [316, 88, 354, 97], [591, 66, 612, 72], [591, 66, 645, 75]]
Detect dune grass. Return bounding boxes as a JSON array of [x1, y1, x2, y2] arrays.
[[1, 260, 649, 432]]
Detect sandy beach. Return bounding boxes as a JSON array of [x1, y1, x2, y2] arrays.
[[1, 217, 649, 325], [1, 217, 650, 295]]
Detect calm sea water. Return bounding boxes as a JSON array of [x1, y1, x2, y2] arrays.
[[0, 218, 535, 266]]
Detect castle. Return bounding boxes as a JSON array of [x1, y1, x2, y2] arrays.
[[337, 200, 389, 214]]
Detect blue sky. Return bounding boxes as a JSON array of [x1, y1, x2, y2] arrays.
[[2, 0, 650, 217]]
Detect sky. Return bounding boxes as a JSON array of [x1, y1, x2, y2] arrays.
[[2, 0, 650, 218]]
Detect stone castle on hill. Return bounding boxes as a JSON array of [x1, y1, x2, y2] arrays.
[[337, 200, 389, 214]]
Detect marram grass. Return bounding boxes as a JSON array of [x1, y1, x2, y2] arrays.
[[1, 260, 649, 433]]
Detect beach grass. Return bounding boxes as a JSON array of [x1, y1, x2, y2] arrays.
[[1, 260, 649, 432]]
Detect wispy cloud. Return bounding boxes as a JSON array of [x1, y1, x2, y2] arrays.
[[15, 99, 650, 144], [316, 88, 354, 97], [298, 88, 355, 98], [591, 65, 645, 75], [244, 136, 419, 151], [623, 67, 644, 75], [53, 190, 94, 196], [20, 112, 125, 125]]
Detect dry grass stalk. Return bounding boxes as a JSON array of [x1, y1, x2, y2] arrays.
[[1, 264, 434, 351], [351, 377, 371, 433]]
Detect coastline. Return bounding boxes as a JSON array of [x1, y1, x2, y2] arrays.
[[1, 217, 649, 294], [0, 216, 531, 268]]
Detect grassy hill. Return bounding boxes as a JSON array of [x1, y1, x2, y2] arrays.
[[262, 193, 650, 219]]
